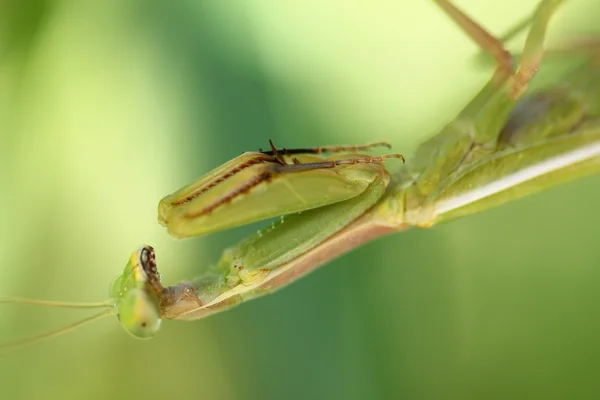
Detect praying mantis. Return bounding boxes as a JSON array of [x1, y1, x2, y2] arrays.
[[2, 0, 600, 349]]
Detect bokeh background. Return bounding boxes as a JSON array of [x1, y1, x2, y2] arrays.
[[2, 1, 600, 399]]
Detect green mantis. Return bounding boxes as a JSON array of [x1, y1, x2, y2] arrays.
[[2, 0, 600, 349]]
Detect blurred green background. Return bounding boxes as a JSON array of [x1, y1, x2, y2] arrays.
[[2, 1, 600, 399]]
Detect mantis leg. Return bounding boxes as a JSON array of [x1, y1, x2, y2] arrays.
[[260, 139, 392, 156], [183, 153, 403, 219], [213, 168, 392, 285], [164, 140, 394, 212], [436, 0, 562, 96], [400, 0, 564, 225]]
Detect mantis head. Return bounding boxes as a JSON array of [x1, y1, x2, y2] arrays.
[[111, 246, 163, 339], [0, 246, 165, 352]]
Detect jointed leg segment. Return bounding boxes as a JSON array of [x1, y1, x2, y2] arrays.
[[434, 0, 565, 98], [184, 152, 404, 219], [260, 139, 392, 157]]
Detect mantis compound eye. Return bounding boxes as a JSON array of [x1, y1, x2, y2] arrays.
[[117, 288, 161, 339]]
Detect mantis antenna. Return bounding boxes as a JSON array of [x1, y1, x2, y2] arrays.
[[0, 297, 114, 354], [0, 297, 113, 309]]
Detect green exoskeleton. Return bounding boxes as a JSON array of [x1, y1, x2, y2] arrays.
[[158, 141, 404, 239], [2, 0, 600, 349]]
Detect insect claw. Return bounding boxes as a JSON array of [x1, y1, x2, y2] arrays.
[[268, 139, 287, 165], [388, 154, 406, 163]]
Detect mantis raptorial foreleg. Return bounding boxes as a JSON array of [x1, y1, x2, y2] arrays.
[[158, 141, 404, 238]]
